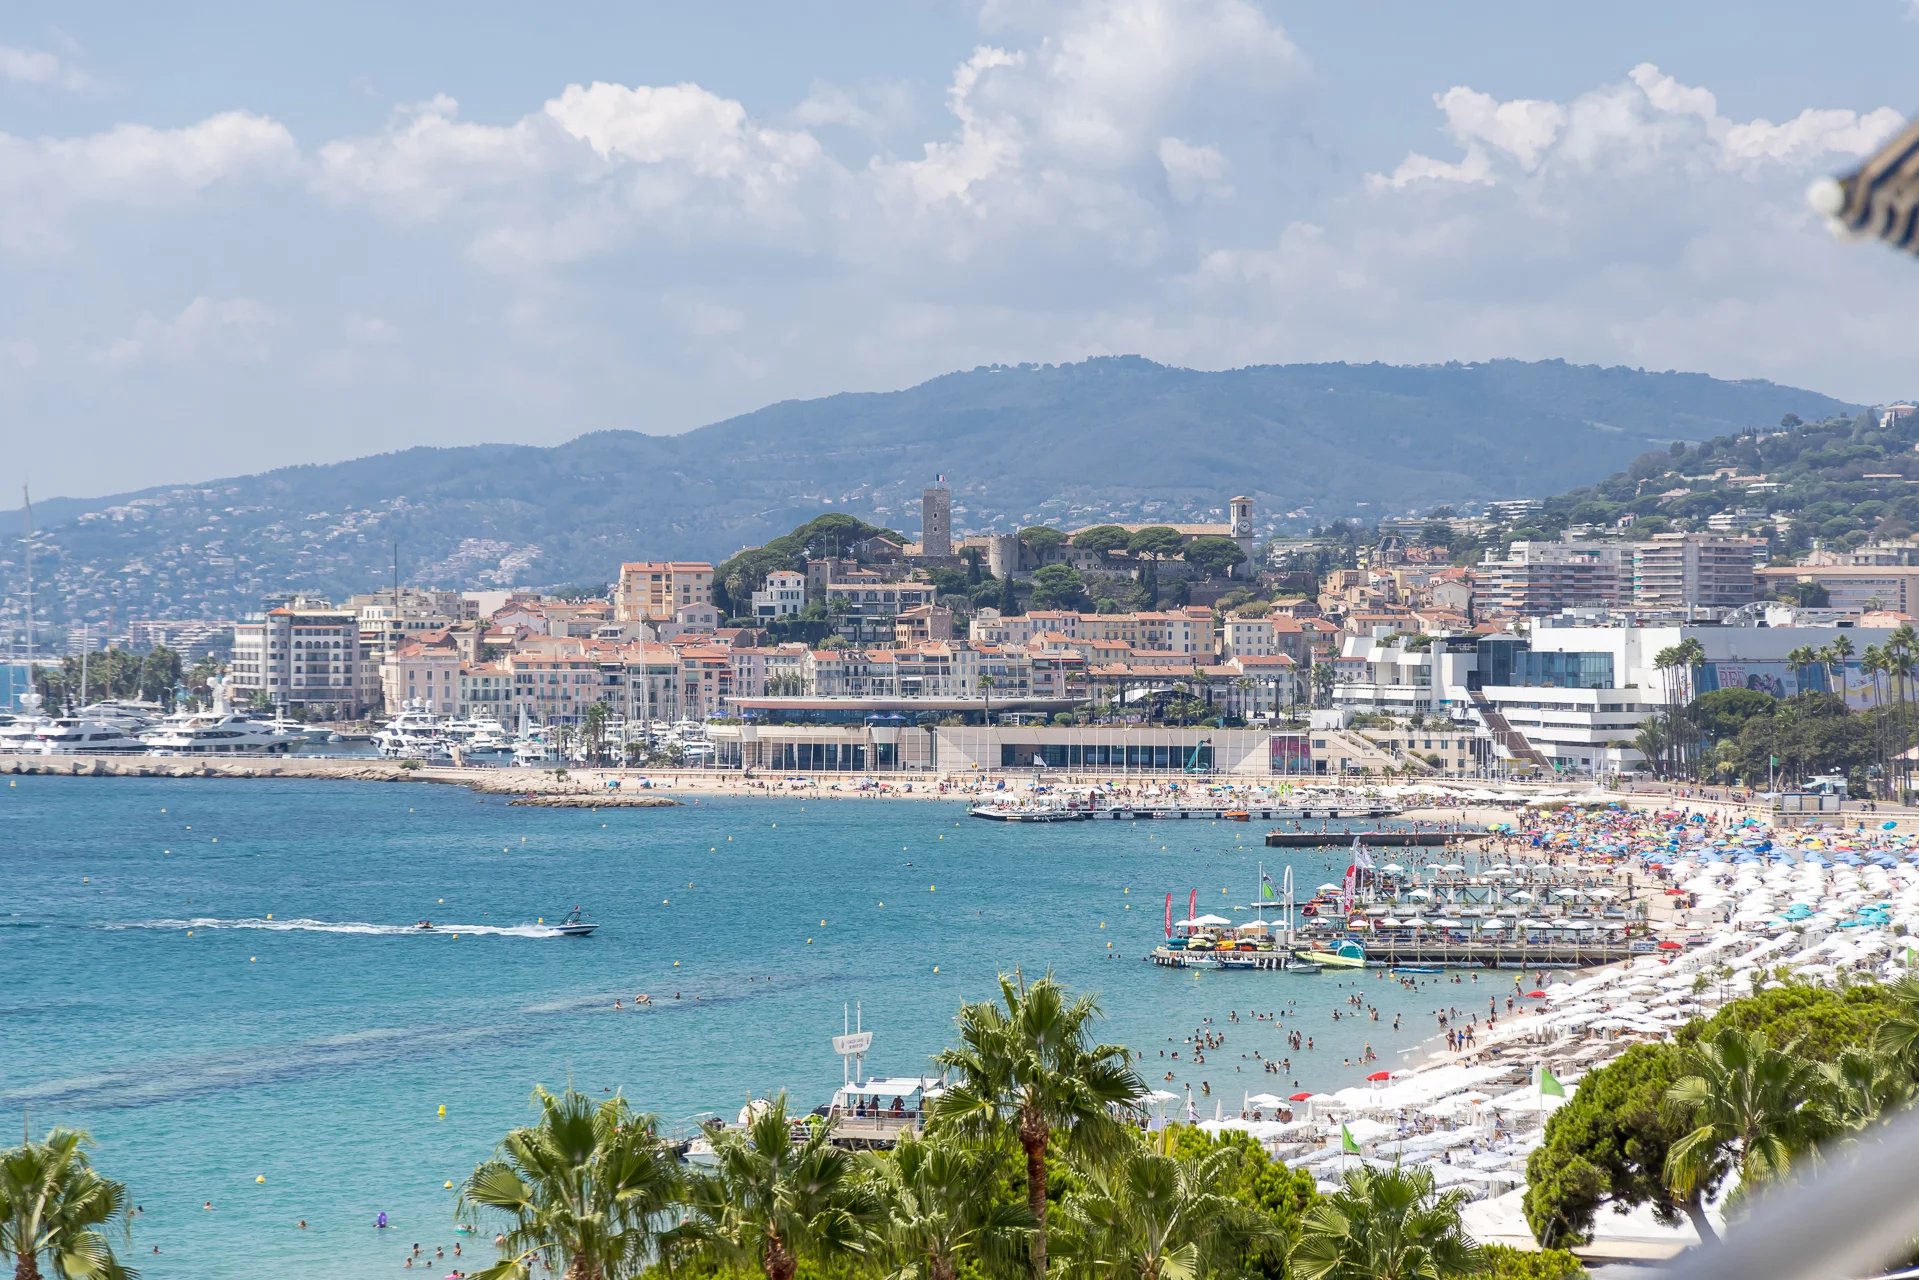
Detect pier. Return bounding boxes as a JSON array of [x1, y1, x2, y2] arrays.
[[1263, 827, 1477, 847], [971, 803, 1398, 823], [1149, 942, 1643, 970]]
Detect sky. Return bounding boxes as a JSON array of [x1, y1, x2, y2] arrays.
[[3, 0, 1918, 502]]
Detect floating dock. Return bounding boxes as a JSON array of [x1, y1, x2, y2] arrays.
[[1263, 827, 1474, 847]]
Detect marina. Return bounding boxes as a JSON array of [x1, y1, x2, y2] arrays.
[[1264, 826, 1479, 847]]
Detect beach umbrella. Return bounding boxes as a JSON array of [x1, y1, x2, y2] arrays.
[[1288, 1091, 1314, 1102], [1657, 940, 1684, 951], [1366, 1070, 1392, 1082], [1526, 989, 1548, 998]]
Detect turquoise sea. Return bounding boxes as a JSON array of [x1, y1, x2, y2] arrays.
[[3, 778, 1482, 1279]]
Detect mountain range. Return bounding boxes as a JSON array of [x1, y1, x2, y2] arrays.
[[0, 356, 1859, 630]]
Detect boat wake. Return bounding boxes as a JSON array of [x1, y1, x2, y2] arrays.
[[108, 916, 566, 938]]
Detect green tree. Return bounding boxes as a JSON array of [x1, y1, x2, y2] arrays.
[[1054, 1141, 1269, 1280], [1161, 1128, 1315, 1279], [929, 974, 1144, 1280], [1182, 536, 1246, 580], [1665, 1027, 1831, 1205], [1020, 527, 1069, 559], [1029, 564, 1089, 610], [1689, 688, 1777, 746], [670, 1095, 877, 1280], [458, 1087, 681, 1280], [861, 1134, 1028, 1280], [1073, 526, 1133, 556], [1523, 1043, 1706, 1247], [1290, 1165, 1481, 1280], [0, 1129, 134, 1280], [1127, 527, 1185, 563]]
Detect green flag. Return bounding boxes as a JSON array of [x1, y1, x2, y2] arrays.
[[1540, 1068, 1565, 1099], [1907, 945, 1916, 968], [1770, 755, 1779, 767], [1341, 1122, 1360, 1154], [1262, 880, 1277, 901]]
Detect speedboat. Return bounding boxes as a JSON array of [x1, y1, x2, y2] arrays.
[[553, 908, 597, 937], [0, 692, 57, 754]]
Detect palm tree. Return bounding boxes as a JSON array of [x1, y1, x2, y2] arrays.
[[1864, 644, 1890, 797], [1054, 1142, 1268, 1280], [861, 1134, 1029, 1280], [1826, 633, 1855, 695], [979, 675, 996, 727], [459, 1087, 680, 1280], [1870, 972, 1919, 1077], [0, 1129, 135, 1280], [670, 1095, 877, 1280], [1785, 646, 1819, 688], [1289, 1164, 1481, 1280], [1633, 715, 1669, 780], [1665, 1027, 1830, 1203], [929, 974, 1144, 1280]]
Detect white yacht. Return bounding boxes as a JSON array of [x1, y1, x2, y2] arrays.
[[27, 717, 152, 755], [141, 679, 304, 756], [0, 692, 58, 754], [374, 701, 450, 760]]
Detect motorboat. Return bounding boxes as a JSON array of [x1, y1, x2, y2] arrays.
[[141, 709, 304, 755], [1281, 956, 1323, 974], [553, 908, 597, 937]]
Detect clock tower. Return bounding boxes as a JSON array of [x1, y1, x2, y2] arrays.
[[1229, 495, 1255, 577]]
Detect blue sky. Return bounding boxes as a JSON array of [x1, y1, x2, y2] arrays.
[[3, 0, 1916, 500]]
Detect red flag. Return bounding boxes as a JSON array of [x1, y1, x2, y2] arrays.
[[1189, 888, 1198, 923], [1164, 892, 1173, 939], [1342, 865, 1356, 913]]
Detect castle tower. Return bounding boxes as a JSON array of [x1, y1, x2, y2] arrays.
[[1229, 495, 1255, 578], [922, 481, 952, 558]]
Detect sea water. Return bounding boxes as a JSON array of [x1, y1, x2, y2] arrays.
[[2, 778, 1485, 1279]]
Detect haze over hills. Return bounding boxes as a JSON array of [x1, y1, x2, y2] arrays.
[[0, 357, 1859, 630]]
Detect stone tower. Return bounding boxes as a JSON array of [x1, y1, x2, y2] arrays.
[[922, 483, 952, 558], [1229, 495, 1255, 578]]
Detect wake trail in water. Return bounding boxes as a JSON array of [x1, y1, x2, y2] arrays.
[[102, 916, 565, 938]]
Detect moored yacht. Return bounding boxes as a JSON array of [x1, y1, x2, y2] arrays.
[[141, 679, 304, 756], [0, 692, 58, 754], [27, 717, 152, 755]]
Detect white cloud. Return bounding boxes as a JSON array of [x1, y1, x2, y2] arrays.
[[1157, 137, 1230, 202], [99, 297, 277, 368], [0, 110, 296, 251], [0, 43, 92, 90], [1374, 63, 1902, 188]]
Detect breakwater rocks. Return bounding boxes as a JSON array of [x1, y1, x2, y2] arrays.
[[0, 756, 679, 808], [505, 793, 678, 809], [1, 755, 423, 782]]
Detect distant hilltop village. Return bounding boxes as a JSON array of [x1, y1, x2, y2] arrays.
[[21, 398, 1919, 784]]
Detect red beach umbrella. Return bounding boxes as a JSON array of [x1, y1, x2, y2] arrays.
[[1366, 1070, 1391, 1081], [1289, 1091, 1314, 1101], [1657, 939, 1684, 950], [1526, 989, 1548, 998]]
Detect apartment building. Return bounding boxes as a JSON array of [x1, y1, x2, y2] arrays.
[[1754, 564, 1919, 615], [230, 597, 367, 715], [1474, 540, 1626, 617], [615, 561, 714, 623], [1630, 534, 1762, 610]]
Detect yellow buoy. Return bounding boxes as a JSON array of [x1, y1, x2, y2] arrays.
[[187, 930, 193, 937], [933, 965, 939, 973], [1108, 941, 1113, 949], [663, 899, 670, 905], [673, 960, 680, 967], [820, 919, 827, 926], [452, 934, 459, 939], [266, 913, 273, 920], [82, 877, 89, 884], [807, 937, 813, 944], [250, 956, 257, 963], [256, 1175, 266, 1184], [538, 917, 544, 924], [878, 901, 884, 908], [710, 847, 716, 852], [1100, 922, 1106, 929], [438, 1105, 446, 1118], [444, 1180, 454, 1189], [437, 899, 444, 905], [930, 885, 936, 892]]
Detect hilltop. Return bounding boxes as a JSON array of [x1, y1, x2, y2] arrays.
[[0, 357, 1857, 628]]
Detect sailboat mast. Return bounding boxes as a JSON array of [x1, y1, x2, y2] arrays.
[[19, 487, 33, 711]]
